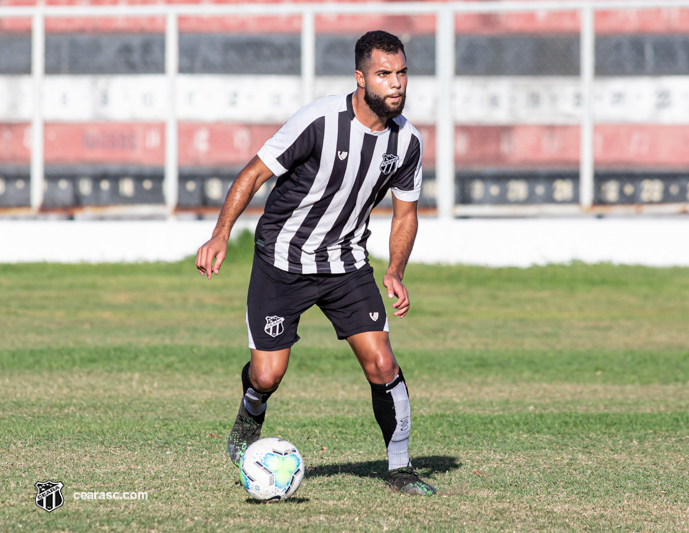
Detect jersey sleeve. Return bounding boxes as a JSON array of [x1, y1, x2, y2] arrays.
[[390, 132, 422, 202], [257, 105, 325, 178]]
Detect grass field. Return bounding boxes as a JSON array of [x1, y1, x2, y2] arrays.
[[2, 230, 689, 531]]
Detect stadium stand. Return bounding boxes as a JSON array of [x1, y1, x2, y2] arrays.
[[1, 0, 688, 213]]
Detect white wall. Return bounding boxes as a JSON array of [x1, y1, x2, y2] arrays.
[[394, 217, 689, 267], [2, 217, 688, 267]]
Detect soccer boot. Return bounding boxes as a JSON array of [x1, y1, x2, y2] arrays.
[[388, 466, 437, 496], [227, 399, 265, 467]]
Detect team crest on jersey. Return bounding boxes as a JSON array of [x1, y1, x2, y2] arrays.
[[264, 316, 285, 338], [380, 154, 399, 175], [338, 151, 348, 160], [35, 480, 64, 513]]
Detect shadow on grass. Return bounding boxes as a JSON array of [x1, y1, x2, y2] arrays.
[[305, 455, 461, 480], [245, 496, 310, 505]]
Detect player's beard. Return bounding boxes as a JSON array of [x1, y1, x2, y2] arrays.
[[364, 86, 406, 120]]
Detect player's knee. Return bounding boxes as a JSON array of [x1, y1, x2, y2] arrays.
[[250, 370, 283, 393], [364, 354, 398, 384]]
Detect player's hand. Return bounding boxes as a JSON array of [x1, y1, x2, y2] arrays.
[[383, 273, 410, 318], [196, 235, 228, 280]]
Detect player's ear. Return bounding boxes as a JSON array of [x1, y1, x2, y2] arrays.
[[355, 69, 365, 89]]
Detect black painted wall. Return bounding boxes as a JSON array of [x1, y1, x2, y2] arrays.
[[2, 33, 688, 76]]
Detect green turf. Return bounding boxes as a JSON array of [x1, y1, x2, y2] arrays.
[[1, 230, 688, 531]]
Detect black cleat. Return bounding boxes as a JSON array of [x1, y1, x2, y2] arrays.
[[388, 466, 437, 496], [227, 400, 264, 467]]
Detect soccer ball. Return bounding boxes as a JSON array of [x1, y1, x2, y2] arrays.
[[239, 438, 305, 502]]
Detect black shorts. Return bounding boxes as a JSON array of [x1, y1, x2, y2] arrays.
[[246, 255, 389, 351]]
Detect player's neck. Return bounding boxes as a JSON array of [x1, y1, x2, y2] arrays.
[[352, 89, 388, 132]]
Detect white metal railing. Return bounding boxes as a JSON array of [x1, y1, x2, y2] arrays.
[[580, 5, 595, 210], [2, 0, 689, 217], [30, 12, 44, 213]]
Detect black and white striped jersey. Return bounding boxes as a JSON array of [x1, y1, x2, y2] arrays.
[[255, 92, 423, 274]]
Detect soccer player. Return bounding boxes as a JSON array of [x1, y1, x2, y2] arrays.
[[196, 30, 435, 496]]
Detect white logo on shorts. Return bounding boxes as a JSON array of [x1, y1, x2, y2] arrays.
[[369, 312, 379, 321], [264, 316, 285, 338]]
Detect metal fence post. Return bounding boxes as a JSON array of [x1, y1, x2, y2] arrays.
[[436, 6, 455, 220], [30, 10, 45, 212], [579, 4, 595, 210], [165, 11, 179, 217]]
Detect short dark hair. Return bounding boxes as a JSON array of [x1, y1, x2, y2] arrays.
[[355, 30, 406, 73]]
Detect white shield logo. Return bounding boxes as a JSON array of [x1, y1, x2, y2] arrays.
[[379, 154, 399, 175], [338, 151, 348, 160], [264, 316, 285, 338], [369, 312, 379, 321]]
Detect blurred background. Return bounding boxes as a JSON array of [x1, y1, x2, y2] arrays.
[[0, 0, 688, 263]]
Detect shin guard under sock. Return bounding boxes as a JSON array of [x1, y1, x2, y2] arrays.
[[369, 368, 412, 471]]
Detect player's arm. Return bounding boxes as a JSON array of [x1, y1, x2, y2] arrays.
[[383, 195, 419, 318], [196, 155, 273, 279]]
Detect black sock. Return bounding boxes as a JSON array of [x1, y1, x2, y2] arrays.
[[369, 368, 412, 471]]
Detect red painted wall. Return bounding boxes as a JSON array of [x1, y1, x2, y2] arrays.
[[1, 1, 688, 34], [2, 122, 687, 168]]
